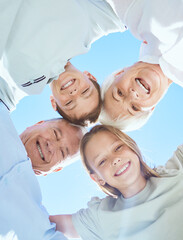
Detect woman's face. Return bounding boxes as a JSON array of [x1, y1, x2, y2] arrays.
[[104, 62, 171, 120], [85, 131, 146, 198]]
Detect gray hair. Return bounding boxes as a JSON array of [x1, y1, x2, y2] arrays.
[[99, 69, 153, 131]]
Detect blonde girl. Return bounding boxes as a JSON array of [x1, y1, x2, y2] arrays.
[[50, 125, 183, 240]]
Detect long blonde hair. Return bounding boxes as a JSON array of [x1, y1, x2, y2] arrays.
[[80, 125, 159, 198]]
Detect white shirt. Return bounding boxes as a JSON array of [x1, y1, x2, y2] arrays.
[[107, 0, 183, 87], [72, 145, 183, 240], [0, 101, 67, 240], [0, 0, 125, 110]]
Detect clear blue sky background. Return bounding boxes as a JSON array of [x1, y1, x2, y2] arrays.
[[11, 30, 183, 238]]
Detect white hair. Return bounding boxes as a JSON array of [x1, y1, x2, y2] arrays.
[[99, 69, 154, 131]]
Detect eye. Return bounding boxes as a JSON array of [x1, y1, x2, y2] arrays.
[[82, 88, 89, 95], [53, 130, 58, 140], [117, 89, 123, 96], [61, 149, 65, 159], [65, 100, 72, 106], [132, 105, 139, 111], [115, 145, 123, 152], [99, 159, 106, 166]]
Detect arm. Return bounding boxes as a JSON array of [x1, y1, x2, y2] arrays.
[[49, 214, 80, 239]]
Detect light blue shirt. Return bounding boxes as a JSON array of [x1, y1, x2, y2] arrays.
[[0, 101, 67, 240]]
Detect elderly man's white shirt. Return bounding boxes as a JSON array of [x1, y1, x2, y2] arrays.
[[107, 0, 183, 87], [0, 102, 67, 240]]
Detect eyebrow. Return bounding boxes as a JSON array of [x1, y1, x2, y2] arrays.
[[66, 88, 93, 112], [93, 140, 120, 165], [56, 127, 62, 137]]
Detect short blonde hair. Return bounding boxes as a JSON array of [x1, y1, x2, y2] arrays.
[[99, 69, 153, 131], [80, 125, 159, 198]]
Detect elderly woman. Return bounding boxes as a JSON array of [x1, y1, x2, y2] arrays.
[[100, 0, 183, 131]]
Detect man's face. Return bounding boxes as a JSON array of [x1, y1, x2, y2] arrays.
[[104, 62, 172, 120], [50, 62, 99, 120], [20, 119, 83, 175]]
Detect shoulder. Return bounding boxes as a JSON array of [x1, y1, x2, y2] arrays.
[[155, 145, 183, 176]]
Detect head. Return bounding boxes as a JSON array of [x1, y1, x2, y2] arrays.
[[50, 62, 102, 126], [100, 62, 172, 131], [20, 118, 84, 175], [80, 125, 159, 198]]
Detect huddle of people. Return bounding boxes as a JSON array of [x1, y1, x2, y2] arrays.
[[1, 0, 183, 239]]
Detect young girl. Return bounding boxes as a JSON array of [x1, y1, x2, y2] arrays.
[[50, 125, 183, 239]]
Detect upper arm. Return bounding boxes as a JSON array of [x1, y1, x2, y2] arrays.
[[49, 214, 80, 239]]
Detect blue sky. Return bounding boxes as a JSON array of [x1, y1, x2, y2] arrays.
[[11, 30, 183, 238]]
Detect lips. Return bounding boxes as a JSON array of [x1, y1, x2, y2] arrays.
[[36, 141, 45, 161], [135, 78, 150, 94], [61, 78, 75, 90], [114, 162, 130, 176]]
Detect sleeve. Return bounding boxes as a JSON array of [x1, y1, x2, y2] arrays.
[[0, 102, 28, 177], [72, 197, 103, 240], [156, 145, 183, 175], [0, 60, 27, 111], [0, 0, 23, 58]]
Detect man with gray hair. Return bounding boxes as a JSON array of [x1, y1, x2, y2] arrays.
[[0, 73, 83, 238]]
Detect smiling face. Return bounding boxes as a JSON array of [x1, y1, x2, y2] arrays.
[[104, 62, 172, 120], [84, 130, 146, 198], [20, 119, 83, 175], [50, 62, 99, 121]]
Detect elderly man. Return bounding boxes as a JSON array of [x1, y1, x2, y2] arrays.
[[0, 58, 83, 240], [0, 76, 83, 176], [0, 99, 70, 239]]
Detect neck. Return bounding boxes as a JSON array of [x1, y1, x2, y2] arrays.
[[120, 176, 147, 199]]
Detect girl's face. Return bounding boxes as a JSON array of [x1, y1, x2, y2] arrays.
[[85, 131, 146, 198]]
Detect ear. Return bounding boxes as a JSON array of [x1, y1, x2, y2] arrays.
[[83, 71, 97, 82], [90, 173, 106, 186], [54, 167, 63, 172], [34, 169, 43, 175], [50, 95, 57, 111], [35, 120, 44, 126], [114, 69, 124, 78], [168, 78, 173, 86]]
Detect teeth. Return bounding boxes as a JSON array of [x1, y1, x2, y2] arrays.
[[61, 79, 74, 89], [37, 142, 44, 160], [116, 163, 129, 176], [136, 79, 149, 93]]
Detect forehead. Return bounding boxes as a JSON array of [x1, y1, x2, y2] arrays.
[[86, 131, 120, 153]]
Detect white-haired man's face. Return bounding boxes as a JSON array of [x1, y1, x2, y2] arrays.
[[103, 62, 172, 120], [20, 119, 83, 175]]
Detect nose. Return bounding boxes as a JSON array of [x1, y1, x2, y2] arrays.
[[46, 140, 54, 153], [129, 88, 139, 99], [112, 158, 122, 166], [69, 88, 78, 95]]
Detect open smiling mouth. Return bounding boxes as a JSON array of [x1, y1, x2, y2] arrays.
[[114, 162, 130, 176], [61, 79, 76, 90], [36, 141, 45, 161], [135, 78, 150, 94]]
